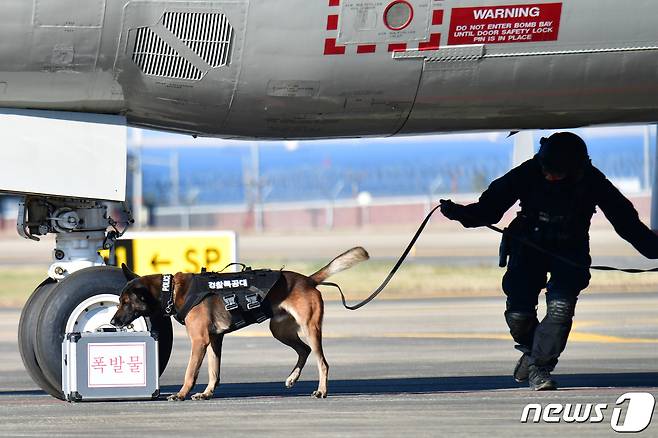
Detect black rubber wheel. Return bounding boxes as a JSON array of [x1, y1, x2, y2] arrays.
[[34, 266, 173, 399], [17, 279, 62, 397]]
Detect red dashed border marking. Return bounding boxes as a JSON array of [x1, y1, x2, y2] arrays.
[[418, 32, 441, 51], [357, 44, 377, 54], [323, 5, 443, 55], [324, 38, 346, 55], [326, 14, 339, 31], [387, 43, 408, 52], [432, 9, 444, 26]]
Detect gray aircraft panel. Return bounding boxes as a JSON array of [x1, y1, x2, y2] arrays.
[[400, 0, 658, 134], [115, 1, 247, 133], [0, 0, 657, 139]]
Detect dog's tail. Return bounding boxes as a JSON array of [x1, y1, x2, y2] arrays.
[[310, 247, 369, 283]]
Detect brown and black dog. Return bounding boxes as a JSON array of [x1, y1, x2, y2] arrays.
[[110, 247, 368, 401]]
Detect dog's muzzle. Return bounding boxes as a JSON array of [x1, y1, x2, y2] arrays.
[[110, 312, 132, 329]]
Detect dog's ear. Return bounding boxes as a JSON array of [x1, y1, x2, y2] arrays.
[[121, 263, 140, 281]]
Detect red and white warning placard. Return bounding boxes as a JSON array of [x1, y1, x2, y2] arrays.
[[448, 3, 562, 45], [88, 342, 147, 388], [324, 0, 443, 55]]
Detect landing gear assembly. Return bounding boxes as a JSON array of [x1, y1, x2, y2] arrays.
[[16, 196, 172, 399]]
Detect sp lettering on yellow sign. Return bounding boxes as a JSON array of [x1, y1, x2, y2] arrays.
[[110, 231, 237, 275]]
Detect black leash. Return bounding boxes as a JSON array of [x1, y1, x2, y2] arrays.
[[319, 204, 442, 310], [319, 204, 658, 311], [484, 222, 658, 274]]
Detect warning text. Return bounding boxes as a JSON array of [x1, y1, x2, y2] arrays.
[[448, 3, 562, 45]]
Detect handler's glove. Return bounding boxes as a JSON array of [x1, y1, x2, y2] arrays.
[[439, 199, 466, 222]]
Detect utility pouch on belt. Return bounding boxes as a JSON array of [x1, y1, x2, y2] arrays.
[[499, 229, 510, 268]]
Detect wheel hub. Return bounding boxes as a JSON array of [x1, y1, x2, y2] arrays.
[[65, 294, 149, 333]]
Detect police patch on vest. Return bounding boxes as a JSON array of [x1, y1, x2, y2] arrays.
[[208, 278, 248, 289], [174, 269, 281, 333]]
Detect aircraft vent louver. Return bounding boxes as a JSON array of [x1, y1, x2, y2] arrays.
[[132, 27, 204, 81], [162, 12, 234, 68]]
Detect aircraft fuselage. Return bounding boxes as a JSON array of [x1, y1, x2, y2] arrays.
[[1, 0, 657, 139]]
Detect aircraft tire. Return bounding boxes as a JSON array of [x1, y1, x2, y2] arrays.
[[33, 266, 173, 399], [18, 279, 63, 398]]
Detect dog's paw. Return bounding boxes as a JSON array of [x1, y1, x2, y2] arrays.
[[285, 369, 301, 388], [167, 394, 185, 401], [191, 392, 213, 401], [311, 390, 327, 399]]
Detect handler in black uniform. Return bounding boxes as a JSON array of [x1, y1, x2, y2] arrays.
[[440, 132, 658, 390]]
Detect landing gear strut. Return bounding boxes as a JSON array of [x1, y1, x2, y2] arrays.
[[16, 196, 173, 399]]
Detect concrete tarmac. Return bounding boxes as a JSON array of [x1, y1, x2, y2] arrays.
[[0, 293, 656, 437]]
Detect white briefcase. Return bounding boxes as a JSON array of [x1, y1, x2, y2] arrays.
[[62, 331, 159, 402]]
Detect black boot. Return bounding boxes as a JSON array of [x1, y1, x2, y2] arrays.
[[531, 298, 576, 369], [513, 353, 530, 382], [528, 365, 557, 391], [505, 310, 538, 383]]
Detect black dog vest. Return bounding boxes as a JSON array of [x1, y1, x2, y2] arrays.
[[171, 269, 281, 333]]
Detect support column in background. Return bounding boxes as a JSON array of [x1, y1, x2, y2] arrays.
[[512, 131, 535, 168], [650, 126, 658, 231]]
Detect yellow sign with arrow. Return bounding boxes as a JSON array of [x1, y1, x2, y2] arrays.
[[111, 231, 237, 275]]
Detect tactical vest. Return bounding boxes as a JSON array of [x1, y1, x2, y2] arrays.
[[517, 167, 596, 247], [172, 269, 281, 333]]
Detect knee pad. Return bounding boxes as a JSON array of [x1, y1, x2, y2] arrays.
[[505, 310, 538, 336], [546, 299, 575, 323]]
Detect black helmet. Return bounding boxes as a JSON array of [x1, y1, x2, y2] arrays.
[[538, 132, 589, 176]]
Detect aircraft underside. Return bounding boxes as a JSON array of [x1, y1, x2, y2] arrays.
[[0, 0, 657, 139]]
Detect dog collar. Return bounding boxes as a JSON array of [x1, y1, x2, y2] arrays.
[[161, 274, 176, 317]]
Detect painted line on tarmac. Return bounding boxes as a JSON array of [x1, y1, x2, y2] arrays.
[[225, 330, 657, 344], [567, 332, 658, 344]]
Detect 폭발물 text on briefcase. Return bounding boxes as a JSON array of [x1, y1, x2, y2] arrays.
[[62, 331, 159, 402]]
